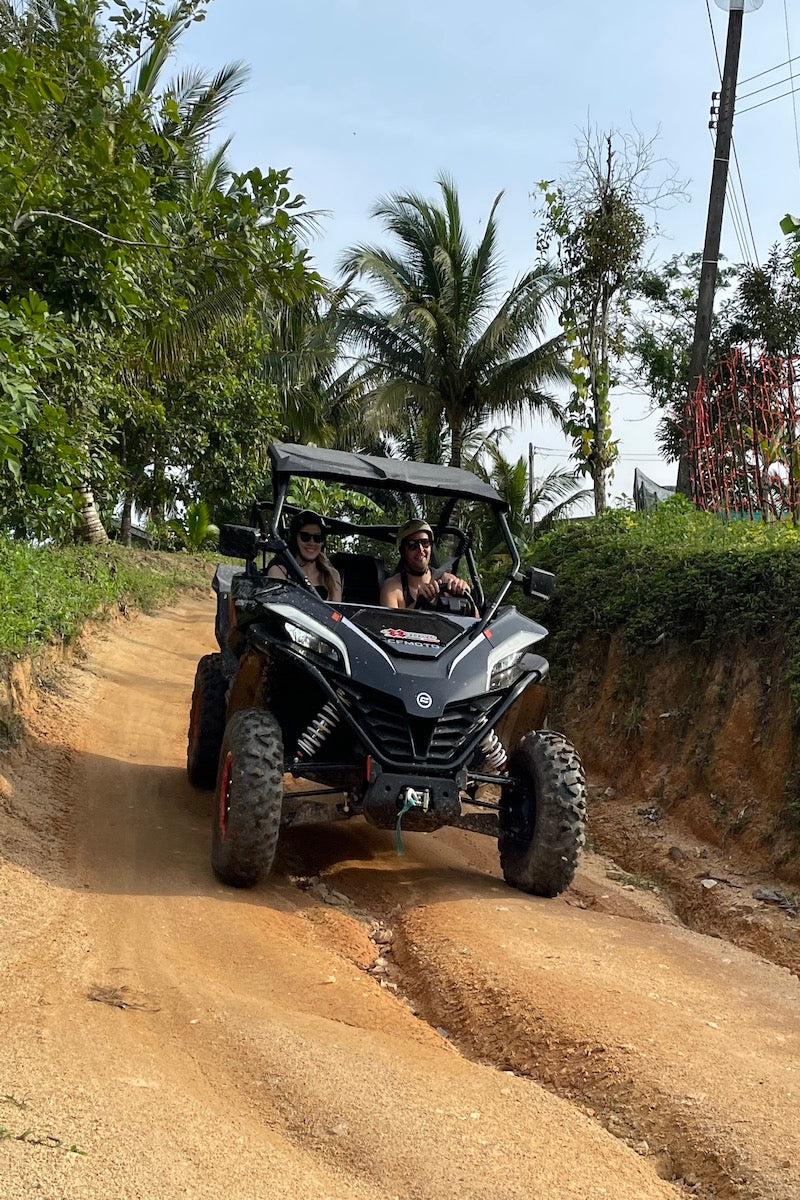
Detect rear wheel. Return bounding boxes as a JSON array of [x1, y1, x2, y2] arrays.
[[211, 709, 284, 888], [499, 730, 586, 897], [187, 653, 227, 789]]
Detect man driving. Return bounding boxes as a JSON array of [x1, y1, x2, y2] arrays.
[[379, 518, 473, 610]]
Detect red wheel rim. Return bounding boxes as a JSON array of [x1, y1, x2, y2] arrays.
[[218, 751, 232, 839]]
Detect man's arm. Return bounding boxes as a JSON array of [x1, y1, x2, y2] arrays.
[[380, 574, 405, 608]]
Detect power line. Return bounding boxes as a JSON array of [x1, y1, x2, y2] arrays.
[[708, 130, 755, 267], [738, 71, 800, 102], [532, 446, 666, 461], [705, 0, 724, 81], [737, 82, 800, 115], [731, 143, 759, 266], [705, 0, 758, 265], [738, 51, 800, 88], [784, 0, 800, 181]]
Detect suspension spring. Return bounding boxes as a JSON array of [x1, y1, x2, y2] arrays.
[[477, 729, 507, 772], [297, 701, 340, 758]]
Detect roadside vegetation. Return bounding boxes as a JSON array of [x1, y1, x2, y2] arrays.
[[525, 496, 800, 710], [5, 1, 800, 737], [0, 538, 211, 661]]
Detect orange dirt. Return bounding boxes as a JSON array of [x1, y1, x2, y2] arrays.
[[1, 597, 798, 1200]]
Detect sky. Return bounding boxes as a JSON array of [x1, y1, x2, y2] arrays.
[[171, 0, 800, 502]]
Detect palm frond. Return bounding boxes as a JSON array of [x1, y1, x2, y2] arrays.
[[132, 0, 189, 98], [342, 177, 570, 467]]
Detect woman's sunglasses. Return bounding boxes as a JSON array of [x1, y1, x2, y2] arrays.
[[298, 531, 324, 544], [404, 537, 432, 551]]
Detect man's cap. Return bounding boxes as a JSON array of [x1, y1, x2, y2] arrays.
[[397, 518, 433, 550]]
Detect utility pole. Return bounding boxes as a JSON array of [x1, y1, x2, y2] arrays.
[[677, 0, 763, 497], [528, 442, 535, 535]]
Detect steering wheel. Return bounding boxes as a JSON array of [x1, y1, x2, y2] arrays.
[[415, 583, 476, 616]]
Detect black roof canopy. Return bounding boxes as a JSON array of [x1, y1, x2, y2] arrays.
[[268, 442, 507, 510]]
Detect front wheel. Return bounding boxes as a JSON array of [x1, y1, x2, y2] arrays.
[[211, 709, 284, 888], [499, 730, 586, 897]]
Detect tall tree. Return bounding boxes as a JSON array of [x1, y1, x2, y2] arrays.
[[627, 253, 738, 462], [537, 127, 685, 514], [0, 0, 170, 538], [260, 286, 365, 449], [0, 0, 314, 541], [340, 175, 567, 468]]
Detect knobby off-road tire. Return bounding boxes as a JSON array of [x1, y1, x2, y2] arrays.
[[211, 709, 284, 888], [187, 653, 228, 789], [499, 730, 586, 898]]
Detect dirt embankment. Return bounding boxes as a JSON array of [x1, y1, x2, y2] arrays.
[[552, 631, 800, 974], [0, 597, 799, 1200]]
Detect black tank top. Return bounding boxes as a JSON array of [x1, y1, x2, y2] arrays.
[[267, 553, 328, 599]]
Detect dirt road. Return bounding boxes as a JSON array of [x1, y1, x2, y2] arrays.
[[1, 597, 798, 1200]]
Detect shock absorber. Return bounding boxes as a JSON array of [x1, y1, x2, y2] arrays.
[[476, 729, 507, 772], [297, 701, 340, 758]]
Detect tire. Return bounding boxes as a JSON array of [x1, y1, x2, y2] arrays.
[[187, 653, 228, 789], [499, 730, 586, 898], [211, 709, 284, 888]]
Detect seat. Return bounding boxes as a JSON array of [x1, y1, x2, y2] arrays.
[[330, 552, 387, 605]]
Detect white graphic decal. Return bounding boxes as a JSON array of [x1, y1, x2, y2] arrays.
[[381, 627, 440, 644]]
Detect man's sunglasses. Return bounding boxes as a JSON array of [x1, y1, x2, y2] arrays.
[[298, 531, 324, 544], [404, 537, 432, 551]]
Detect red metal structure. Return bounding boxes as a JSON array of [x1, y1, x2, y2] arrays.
[[686, 348, 800, 522]]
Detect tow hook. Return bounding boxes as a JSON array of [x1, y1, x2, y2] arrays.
[[395, 786, 431, 855]]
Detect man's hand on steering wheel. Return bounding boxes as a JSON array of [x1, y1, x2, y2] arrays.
[[415, 570, 466, 605], [438, 570, 469, 597], [415, 571, 475, 615]]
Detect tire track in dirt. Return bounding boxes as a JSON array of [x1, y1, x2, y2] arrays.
[[1, 597, 687, 1200], [280, 821, 800, 1200]]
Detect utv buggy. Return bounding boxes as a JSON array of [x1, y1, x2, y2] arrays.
[[187, 442, 586, 897]]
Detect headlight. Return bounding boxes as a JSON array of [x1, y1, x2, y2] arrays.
[[489, 647, 529, 691], [285, 620, 344, 668]]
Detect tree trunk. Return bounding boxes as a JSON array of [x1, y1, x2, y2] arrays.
[[592, 434, 607, 516], [676, 448, 693, 498], [591, 293, 609, 517], [120, 490, 134, 547], [77, 484, 109, 544], [151, 451, 166, 536], [449, 424, 463, 469]]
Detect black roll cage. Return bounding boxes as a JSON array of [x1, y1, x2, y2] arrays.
[[247, 442, 523, 631]]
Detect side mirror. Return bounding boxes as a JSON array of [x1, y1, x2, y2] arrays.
[[522, 566, 556, 601], [219, 524, 260, 561]]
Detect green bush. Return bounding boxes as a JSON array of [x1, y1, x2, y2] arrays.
[[524, 498, 800, 709], [0, 539, 212, 661]]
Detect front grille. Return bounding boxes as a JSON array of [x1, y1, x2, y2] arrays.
[[335, 682, 413, 760], [335, 682, 501, 768], [428, 696, 501, 764]]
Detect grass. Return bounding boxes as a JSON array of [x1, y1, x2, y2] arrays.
[[519, 496, 800, 835], [0, 538, 215, 662], [605, 866, 660, 892], [525, 496, 800, 710]]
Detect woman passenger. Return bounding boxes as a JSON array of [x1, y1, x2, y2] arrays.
[[267, 510, 342, 603]]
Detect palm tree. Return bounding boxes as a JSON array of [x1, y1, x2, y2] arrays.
[[110, 8, 318, 539], [260, 286, 366, 448], [479, 441, 591, 554], [340, 175, 568, 468]]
